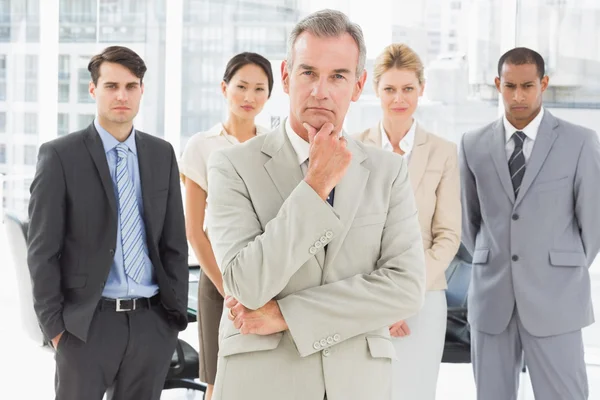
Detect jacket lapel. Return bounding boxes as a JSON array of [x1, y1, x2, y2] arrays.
[[134, 131, 156, 238], [514, 111, 559, 207], [408, 124, 430, 191], [262, 124, 304, 202], [83, 124, 118, 214], [322, 137, 369, 282], [489, 119, 516, 203]]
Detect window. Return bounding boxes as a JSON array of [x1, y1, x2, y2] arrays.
[[0, 143, 6, 164], [0, 111, 5, 132], [78, 114, 95, 128], [57, 113, 69, 136], [24, 145, 37, 165], [58, 55, 70, 102], [78, 61, 93, 103], [0, 54, 6, 101], [24, 112, 38, 135]]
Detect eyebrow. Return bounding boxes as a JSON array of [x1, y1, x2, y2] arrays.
[[238, 80, 265, 85], [298, 64, 352, 75], [103, 81, 139, 86]]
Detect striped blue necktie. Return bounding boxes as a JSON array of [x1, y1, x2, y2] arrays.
[[509, 131, 527, 196], [115, 143, 147, 283]]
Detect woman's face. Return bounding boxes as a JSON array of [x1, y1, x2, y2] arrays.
[[376, 68, 424, 123], [222, 63, 270, 120]]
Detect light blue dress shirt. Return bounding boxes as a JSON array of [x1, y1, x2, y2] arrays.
[[95, 119, 159, 299]]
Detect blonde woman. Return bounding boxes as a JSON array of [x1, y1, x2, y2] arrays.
[[353, 43, 461, 399], [179, 52, 273, 400]]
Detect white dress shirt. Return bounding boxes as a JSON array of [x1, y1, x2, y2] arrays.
[[285, 118, 311, 175], [504, 107, 544, 162], [380, 119, 417, 161]]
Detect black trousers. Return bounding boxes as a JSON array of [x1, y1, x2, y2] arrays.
[[54, 301, 178, 400]]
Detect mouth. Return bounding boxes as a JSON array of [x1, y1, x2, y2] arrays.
[[112, 107, 130, 111], [511, 106, 528, 111], [391, 108, 409, 112], [241, 105, 254, 111], [306, 107, 332, 113]]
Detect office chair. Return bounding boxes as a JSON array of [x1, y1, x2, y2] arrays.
[[4, 211, 46, 346], [163, 334, 207, 393], [441, 243, 472, 363]]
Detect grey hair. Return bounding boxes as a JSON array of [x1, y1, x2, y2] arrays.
[[286, 9, 367, 78]]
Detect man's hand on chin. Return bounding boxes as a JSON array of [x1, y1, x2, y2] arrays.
[[225, 296, 289, 335]]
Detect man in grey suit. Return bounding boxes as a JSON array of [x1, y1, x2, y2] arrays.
[[460, 47, 600, 399], [206, 9, 426, 400], [27, 46, 189, 400]]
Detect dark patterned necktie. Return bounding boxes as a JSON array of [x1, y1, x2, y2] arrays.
[[509, 131, 527, 196]]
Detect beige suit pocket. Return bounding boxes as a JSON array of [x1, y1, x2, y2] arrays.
[[351, 213, 387, 228], [549, 251, 586, 268], [219, 332, 284, 357], [366, 336, 397, 360], [472, 249, 490, 264]]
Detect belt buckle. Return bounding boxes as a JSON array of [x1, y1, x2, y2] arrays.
[[116, 298, 134, 312]]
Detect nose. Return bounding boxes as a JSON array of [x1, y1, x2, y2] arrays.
[[513, 88, 525, 103], [116, 88, 128, 102], [311, 76, 328, 100], [244, 91, 255, 103]]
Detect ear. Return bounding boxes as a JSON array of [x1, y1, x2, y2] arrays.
[[540, 75, 549, 92], [89, 81, 96, 100], [140, 82, 144, 95], [221, 81, 227, 98], [281, 60, 290, 94], [351, 69, 367, 102], [494, 77, 501, 93], [418, 81, 426, 97]]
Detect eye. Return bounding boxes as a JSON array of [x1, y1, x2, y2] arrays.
[[237, 85, 246, 89], [404, 87, 414, 92], [333, 74, 344, 80], [256, 87, 265, 91], [384, 87, 394, 92]]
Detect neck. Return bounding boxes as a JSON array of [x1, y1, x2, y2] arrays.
[[97, 116, 133, 142], [507, 106, 542, 130], [382, 117, 414, 147], [223, 113, 256, 143]]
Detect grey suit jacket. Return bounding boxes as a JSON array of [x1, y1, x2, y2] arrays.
[[206, 123, 426, 400], [27, 124, 189, 343], [460, 110, 600, 336]]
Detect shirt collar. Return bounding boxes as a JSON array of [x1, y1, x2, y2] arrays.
[[94, 118, 137, 156], [504, 107, 544, 143], [285, 118, 310, 166], [380, 119, 417, 155]]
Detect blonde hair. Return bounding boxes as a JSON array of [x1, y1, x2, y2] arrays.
[[373, 43, 425, 91]]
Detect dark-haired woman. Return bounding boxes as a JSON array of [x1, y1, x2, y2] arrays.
[[179, 52, 274, 400]]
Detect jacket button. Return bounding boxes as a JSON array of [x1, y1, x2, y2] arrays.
[[109, 249, 115, 256], [512, 214, 519, 221], [512, 255, 519, 262]]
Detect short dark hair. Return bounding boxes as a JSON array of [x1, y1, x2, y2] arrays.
[[497, 47, 545, 79], [88, 46, 147, 86], [222, 52, 274, 98]]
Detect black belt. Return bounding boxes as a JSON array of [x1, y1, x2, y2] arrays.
[[99, 294, 160, 312]]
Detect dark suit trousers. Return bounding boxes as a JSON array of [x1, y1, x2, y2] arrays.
[[54, 301, 178, 400]]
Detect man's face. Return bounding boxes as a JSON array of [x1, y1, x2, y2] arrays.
[[495, 62, 548, 127], [281, 31, 366, 137], [89, 61, 143, 126]]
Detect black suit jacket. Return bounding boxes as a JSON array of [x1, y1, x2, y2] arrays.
[[27, 124, 189, 342]]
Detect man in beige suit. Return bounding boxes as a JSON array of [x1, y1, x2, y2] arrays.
[[206, 9, 426, 400]]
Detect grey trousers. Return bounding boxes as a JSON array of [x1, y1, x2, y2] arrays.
[[54, 302, 178, 400], [471, 308, 588, 400]]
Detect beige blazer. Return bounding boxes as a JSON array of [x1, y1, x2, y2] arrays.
[[206, 123, 426, 400], [353, 123, 461, 290]]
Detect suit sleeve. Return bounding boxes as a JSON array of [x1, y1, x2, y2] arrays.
[[159, 144, 189, 328], [574, 130, 600, 267], [206, 150, 345, 310], [459, 135, 480, 255], [27, 143, 66, 340], [424, 143, 461, 289], [277, 157, 426, 357]]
